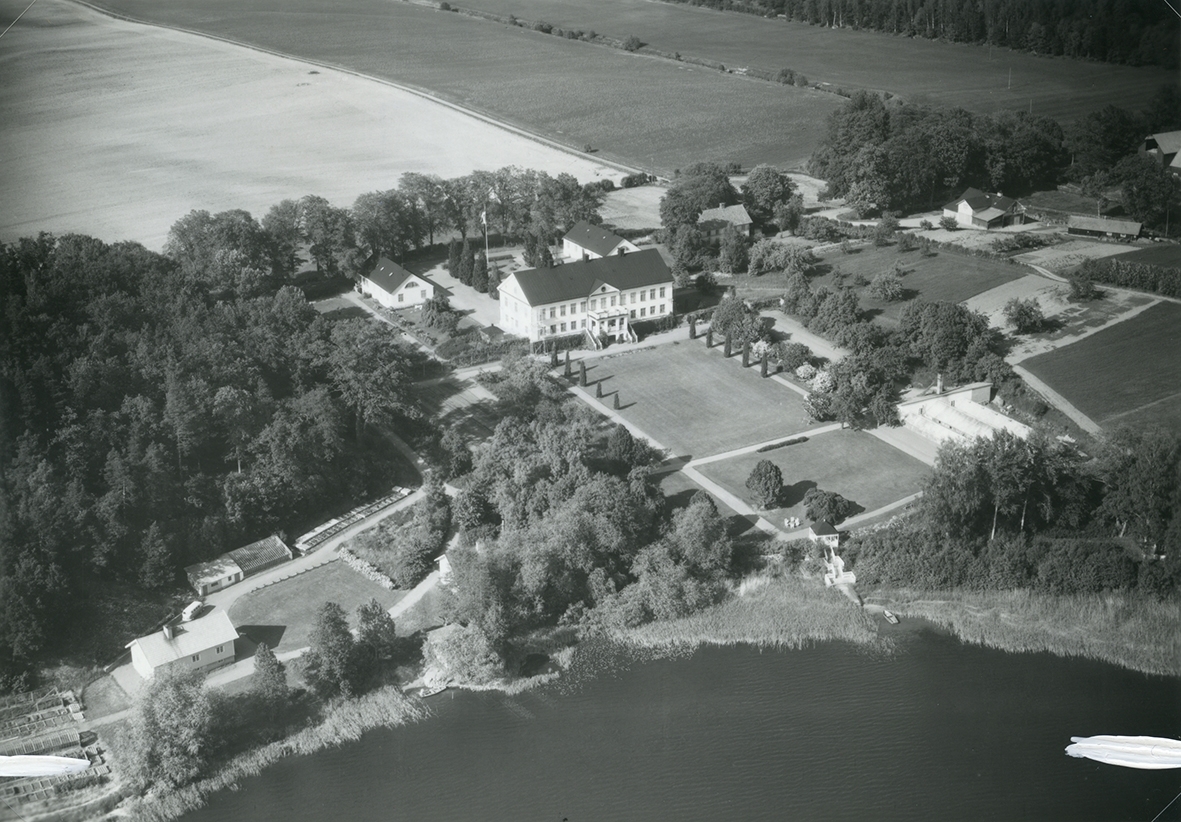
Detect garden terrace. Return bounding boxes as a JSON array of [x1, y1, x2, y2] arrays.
[[1021, 301, 1181, 433], [695, 428, 931, 526], [586, 340, 812, 458]]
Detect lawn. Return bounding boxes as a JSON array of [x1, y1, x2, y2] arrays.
[[84, 0, 840, 175], [228, 561, 405, 654], [421, 0, 1169, 122], [1021, 301, 1181, 431], [733, 243, 1024, 326], [589, 340, 813, 458], [696, 428, 931, 525]]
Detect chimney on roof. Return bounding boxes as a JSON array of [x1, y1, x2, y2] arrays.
[[163, 624, 175, 640], [936, 373, 944, 395]]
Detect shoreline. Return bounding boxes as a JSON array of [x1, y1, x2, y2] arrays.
[[121, 574, 1179, 820]]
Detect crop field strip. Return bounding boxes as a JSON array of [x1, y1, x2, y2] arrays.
[[432, 0, 1172, 121], [1021, 301, 1181, 432], [84, 0, 840, 174], [695, 427, 931, 524]]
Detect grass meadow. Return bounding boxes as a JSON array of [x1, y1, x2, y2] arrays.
[[424, 0, 1171, 122], [1021, 301, 1181, 431], [228, 561, 405, 653], [85, 0, 840, 174], [877, 588, 1181, 677], [589, 340, 812, 457], [623, 572, 883, 650], [732, 243, 1024, 326], [696, 428, 931, 523]]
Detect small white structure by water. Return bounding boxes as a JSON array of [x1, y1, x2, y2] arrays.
[[822, 547, 856, 588]]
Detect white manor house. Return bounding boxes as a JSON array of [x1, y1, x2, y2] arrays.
[[498, 248, 673, 347]]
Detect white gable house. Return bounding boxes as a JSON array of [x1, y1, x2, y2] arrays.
[[499, 248, 673, 347], [561, 221, 640, 262], [127, 611, 239, 680], [360, 257, 436, 309]]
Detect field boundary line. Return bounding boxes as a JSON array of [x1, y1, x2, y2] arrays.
[[66, 0, 649, 178], [1011, 365, 1102, 435], [1100, 388, 1181, 425]]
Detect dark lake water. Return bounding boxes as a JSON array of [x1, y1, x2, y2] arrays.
[[186, 629, 1181, 822]]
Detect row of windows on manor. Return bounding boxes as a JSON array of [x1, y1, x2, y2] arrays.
[[537, 301, 668, 336]]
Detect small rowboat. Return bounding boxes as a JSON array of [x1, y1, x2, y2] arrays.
[[420, 684, 449, 697], [883, 610, 899, 625]]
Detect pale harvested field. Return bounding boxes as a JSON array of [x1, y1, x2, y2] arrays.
[[1015, 240, 1143, 274], [600, 185, 665, 232], [0, 0, 624, 248], [964, 274, 1159, 363]]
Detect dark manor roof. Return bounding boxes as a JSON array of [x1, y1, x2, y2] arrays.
[[810, 521, 839, 536], [563, 221, 627, 257], [227, 535, 291, 576], [512, 247, 672, 307], [944, 188, 1019, 214], [367, 257, 435, 294]]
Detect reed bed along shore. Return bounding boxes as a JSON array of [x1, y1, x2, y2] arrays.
[[126, 686, 429, 822], [623, 573, 884, 651], [880, 588, 1181, 678]]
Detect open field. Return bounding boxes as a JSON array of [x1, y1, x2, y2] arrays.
[[735, 243, 1024, 325], [435, 0, 1172, 121], [228, 562, 405, 653], [590, 341, 811, 457], [1021, 302, 1181, 432], [0, 0, 625, 248], [964, 274, 1159, 363], [1014, 239, 1143, 274], [83, 0, 840, 177], [599, 186, 665, 232], [696, 429, 931, 525]]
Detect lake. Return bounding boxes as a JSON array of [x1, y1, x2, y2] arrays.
[[186, 628, 1181, 821]]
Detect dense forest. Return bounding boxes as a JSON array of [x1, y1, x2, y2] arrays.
[[807, 87, 1181, 219], [664, 0, 1179, 68], [0, 229, 414, 684]]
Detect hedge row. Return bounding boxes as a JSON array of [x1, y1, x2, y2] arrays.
[[1078, 257, 1181, 298], [339, 548, 396, 590]]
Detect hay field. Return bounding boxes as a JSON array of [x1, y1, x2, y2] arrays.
[[0, 0, 624, 248], [437, 0, 1172, 121], [84, 0, 841, 176], [1021, 302, 1181, 432]]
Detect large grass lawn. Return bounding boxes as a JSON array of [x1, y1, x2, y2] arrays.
[[229, 561, 405, 654], [590, 340, 812, 458], [732, 243, 1024, 326], [697, 428, 931, 524], [1022, 302, 1181, 431], [414, 0, 1168, 122], [86, 0, 838, 174]]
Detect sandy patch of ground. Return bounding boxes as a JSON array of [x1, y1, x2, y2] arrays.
[[964, 274, 1159, 363], [1014, 240, 1142, 274], [600, 185, 665, 232], [0, 0, 625, 249]]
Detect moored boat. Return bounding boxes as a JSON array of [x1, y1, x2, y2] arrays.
[[883, 610, 899, 625], [420, 684, 449, 697]]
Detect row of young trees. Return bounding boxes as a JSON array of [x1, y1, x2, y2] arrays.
[[0, 229, 416, 680], [808, 88, 1181, 225], [664, 0, 1178, 68]]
